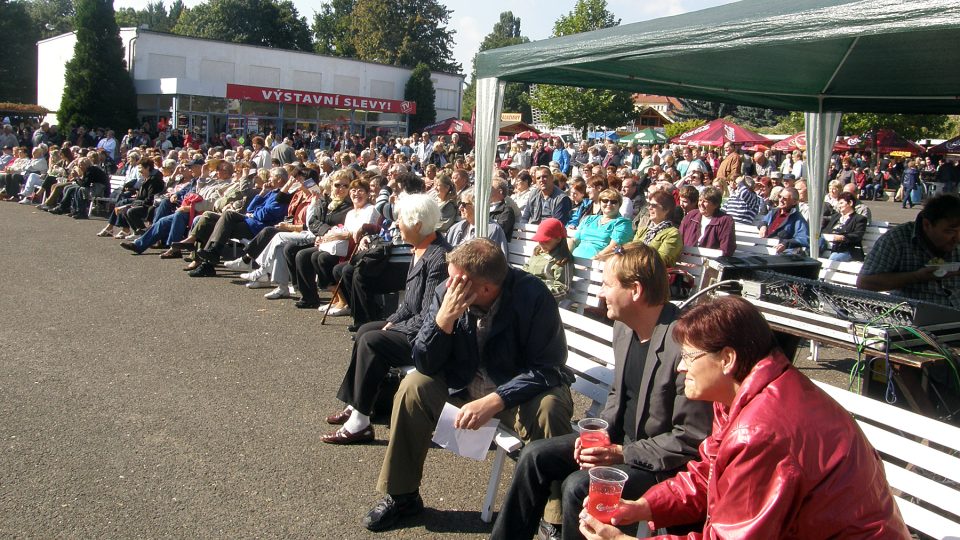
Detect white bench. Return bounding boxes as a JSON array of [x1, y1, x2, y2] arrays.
[[89, 175, 128, 218], [481, 307, 616, 522], [813, 381, 960, 539]]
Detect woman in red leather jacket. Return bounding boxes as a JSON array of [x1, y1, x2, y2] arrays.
[[579, 296, 909, 540]]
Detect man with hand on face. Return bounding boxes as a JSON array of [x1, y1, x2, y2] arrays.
[[490, 242, 712, 540], [361, 238, 575, 532]]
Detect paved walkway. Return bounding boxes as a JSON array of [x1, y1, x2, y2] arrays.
[[0, 201, 496, 538]]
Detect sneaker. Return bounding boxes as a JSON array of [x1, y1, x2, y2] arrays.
[[263, 286, 290, 300], [361, 493, 424, 532], [317, 304, 332, 314], [188, 262, 217, 277], [224, 257, 252, 271], [327, 305, 351, 317], [239, 269, 263, 282]]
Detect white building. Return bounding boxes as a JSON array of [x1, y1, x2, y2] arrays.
[[37, 28, 464, 142]]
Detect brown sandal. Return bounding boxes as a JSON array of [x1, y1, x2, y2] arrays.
[[159, 249, 182, 259]]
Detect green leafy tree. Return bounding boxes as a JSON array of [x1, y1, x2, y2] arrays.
[[0, 1, 39, 103], [350, 0, 460, 72], [405, 63, 436, 133], [58, 0, 137, 131], [461, 12, 531, 122], [116, 1, 185, 33], [528, 0, 634, 136], [173, 0, 312, 51], [312, 0, 356, 56], [664, 119, 707, 140], [26, 0, 76, 39], [841, 113, 951, 141]]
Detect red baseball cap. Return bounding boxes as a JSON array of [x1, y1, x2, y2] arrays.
[[531, 218, 566, 242]]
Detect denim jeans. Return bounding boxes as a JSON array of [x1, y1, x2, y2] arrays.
[[133, 211, 189, 253]]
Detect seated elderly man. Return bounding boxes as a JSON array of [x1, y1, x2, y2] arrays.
[[758, 187, 809, 255], [355, 238, 575, 532], [491, 242, 711, 540]]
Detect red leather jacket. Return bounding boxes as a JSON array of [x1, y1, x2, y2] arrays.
[[643, 352, 909, 539]]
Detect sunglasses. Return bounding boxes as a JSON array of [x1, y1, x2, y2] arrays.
[[647, 202, 662, 209], [457, 201, 473, 207], [334, 183, 349, 188], [599, 199, 619, 205]]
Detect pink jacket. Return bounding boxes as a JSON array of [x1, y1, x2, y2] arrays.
[[643, 352, 909, 539]]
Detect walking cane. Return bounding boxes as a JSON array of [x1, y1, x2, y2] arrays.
[[320, 236, 364, 325]]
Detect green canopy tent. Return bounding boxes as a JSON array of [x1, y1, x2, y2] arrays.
[[620, 128, 668, 145], [471, 0, 960, 259]]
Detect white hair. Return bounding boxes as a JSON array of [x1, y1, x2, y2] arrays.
[[396, 193, 441, 235]]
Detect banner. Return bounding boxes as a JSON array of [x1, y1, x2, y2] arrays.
[[225, 84, 416, 114]]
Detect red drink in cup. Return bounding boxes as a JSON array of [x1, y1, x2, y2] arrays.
[[587, 467, 628, 524], [578, 418, 610, 449]]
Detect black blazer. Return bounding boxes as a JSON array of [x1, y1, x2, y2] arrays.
[[823, 211, 868, 261], [601, 303, 713, 473]]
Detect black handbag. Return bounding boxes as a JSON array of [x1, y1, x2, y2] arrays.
[[351, 236, 412, 277]]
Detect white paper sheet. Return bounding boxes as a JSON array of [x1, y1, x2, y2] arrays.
[[431, 402, 500, 461]]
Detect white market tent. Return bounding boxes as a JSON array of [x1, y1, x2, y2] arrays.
[[471, 0, 960, 257]]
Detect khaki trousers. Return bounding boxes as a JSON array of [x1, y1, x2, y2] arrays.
[[376, 370, 574, 496]]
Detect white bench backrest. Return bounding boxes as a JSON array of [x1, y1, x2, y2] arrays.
[[812, 381, 960, 539], [559, 308, 615, 417]]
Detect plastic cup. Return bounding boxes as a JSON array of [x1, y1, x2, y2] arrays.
[[578, 418, 610, 449], [587, 466, 628, 524]]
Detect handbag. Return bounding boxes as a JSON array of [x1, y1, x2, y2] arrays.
[[351, 236, 412, 277]]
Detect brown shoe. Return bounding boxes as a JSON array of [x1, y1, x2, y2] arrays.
[[159, 249, 182, 259], [325, 407, 352, 425], [321, 425, 374, 445]]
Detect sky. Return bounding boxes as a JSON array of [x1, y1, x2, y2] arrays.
[[113, 0, 737, 77]]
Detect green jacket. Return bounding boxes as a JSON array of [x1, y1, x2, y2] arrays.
[[633, 225, 683, 267], [522, 250, 572, 300]]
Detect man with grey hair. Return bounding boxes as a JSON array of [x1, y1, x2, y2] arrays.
[[758, 186, 810, 254], [360, 238, 574, 532], [270, 136, 295, 165]]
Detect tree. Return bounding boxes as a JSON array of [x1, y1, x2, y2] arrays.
[[528, 0, 634, 135], [664, 119, 707, 140], [26, 0, 76, 39], [58, 0, 137, 131], [312, 0, 356, 57], [173, 0, 312, 52], [841, 113, 952, 141], [461, 12, 531, 122], [116, 1, 184, 33], [350, 0, 460, 73], [405, 63, 436, 133], [674, 98, 787, 129], [0, 1, 40, 103]]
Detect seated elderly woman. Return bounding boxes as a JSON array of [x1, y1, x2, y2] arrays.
[[821, 191, 868, 262], [96, 157, 164, 239], [633, 190, 683, 267], [445, 187, 509, 255], [569, 188, 633, 259], [678, 186, 736, 256], [578, 296, 909, 540]]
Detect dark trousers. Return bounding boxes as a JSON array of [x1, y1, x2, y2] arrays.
[[203, 209, 253, 256], [3, 173, 23, 196], [334, 322, 412, 416], [334, 260, 408, 327], [125, 205, 150, 232], [243, 225, 281, 261], [39, 176, 58, 198], [490, 432, 662, 540], [292, 246, 339, 304]]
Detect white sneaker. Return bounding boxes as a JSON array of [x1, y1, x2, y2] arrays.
[[317, 304, 331, 314], [224, 257, 252, 271], [264, 286, 290, 300], [246, 280, 273, 289], [240, 269, 265, 282], [327, 305, 351, 317]]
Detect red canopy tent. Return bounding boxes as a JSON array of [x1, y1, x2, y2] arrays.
[[772, 132, 806, 152], [925, 134, 960, 155], [515, 130, 543, 140], [865, 129, 925, 156], [671, 118, 771, 146], [423, 117, 473, 137]]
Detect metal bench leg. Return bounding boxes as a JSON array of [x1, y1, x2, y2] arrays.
[[810, 339, 820, 363], [481, 446, 508, 523]]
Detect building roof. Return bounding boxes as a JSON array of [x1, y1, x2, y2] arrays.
[[633, 94, 683, 109]]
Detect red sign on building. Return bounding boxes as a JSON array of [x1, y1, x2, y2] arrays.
[[225, 84, 416, 115]]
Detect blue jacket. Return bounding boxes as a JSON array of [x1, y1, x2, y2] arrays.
[[412, 268, 574, 408], [762, 206, 810, 250], [244, 189, 287, 235], [552, 147, 570, 175]]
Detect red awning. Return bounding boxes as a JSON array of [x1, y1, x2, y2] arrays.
[[672, 118, 771, 146], [423, 117, 473, 136]]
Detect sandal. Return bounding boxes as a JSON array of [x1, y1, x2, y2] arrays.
[[96, 227, 113, 237], [159, 249, 182, 259]]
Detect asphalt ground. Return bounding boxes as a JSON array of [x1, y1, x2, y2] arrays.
[[0, 196, 922, 538]]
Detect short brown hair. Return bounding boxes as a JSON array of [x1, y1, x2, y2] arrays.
[[648, 190, 676, 212], [446, 238, 508, 286], [599, 241, 669, 306], [673, 296, 775, 381]]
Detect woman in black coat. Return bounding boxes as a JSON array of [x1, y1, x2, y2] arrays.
[[821, 191, 868, 262]]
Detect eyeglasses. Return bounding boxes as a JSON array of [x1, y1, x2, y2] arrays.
[[599, 199, 619, 205], [680, 350, 709, 366], [334, 183, 349, 188]]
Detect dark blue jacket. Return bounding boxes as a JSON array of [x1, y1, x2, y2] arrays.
[[762, 206, 810, 250], [412, 268, 574, 408], [244, 189, 287, 235]]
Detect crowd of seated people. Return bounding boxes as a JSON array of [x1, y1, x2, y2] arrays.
[[5, 125, 921, 536]]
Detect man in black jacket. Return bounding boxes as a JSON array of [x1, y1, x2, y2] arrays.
[[490, 242, 713, 540], [360, 238, 575, 532]]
